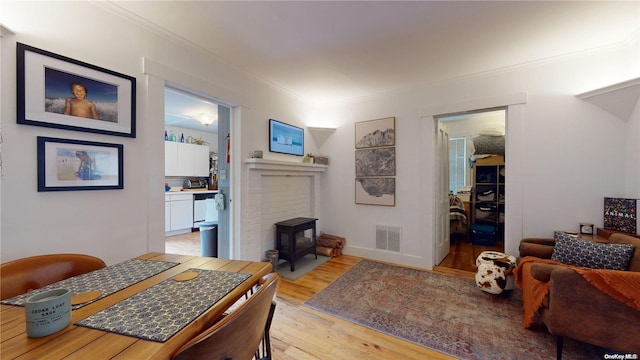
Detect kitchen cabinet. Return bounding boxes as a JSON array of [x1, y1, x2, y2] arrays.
[[165, 193, 194, 233], [165, 141, 209, 177], [193, 145, 210, 177], [165, 141, 179, 176]]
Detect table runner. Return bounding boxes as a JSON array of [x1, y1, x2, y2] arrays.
[[75, 268, 251, 342], [1, 258, 178, 309]]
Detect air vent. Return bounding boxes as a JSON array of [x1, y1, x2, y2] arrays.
[[376, 225, 401, 252]]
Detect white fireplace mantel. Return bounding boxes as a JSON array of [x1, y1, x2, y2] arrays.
[[244, 158, 328, 172]]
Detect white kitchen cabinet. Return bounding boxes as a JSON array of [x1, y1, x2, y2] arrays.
[[165, 200, 171, 232], [165, 141, 178, 176], [165, 141, 209, 177], [165, 193, 193, 232], [193, 144, 210, 177], [177, 143, 194, 176]]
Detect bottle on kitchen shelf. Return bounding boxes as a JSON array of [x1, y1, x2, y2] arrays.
[[180, 133, 185, 143], [164, 130, 168, 141]]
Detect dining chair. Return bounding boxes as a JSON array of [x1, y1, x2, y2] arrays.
[[172, 272, 279, 360], [0, 253, 107, 300]]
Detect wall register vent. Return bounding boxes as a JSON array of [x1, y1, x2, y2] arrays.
[[376, 225, 401, 252]]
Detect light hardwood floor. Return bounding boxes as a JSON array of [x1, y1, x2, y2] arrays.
[[165, 232, 476, 359]]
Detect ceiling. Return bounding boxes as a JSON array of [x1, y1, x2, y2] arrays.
[[164, 87, 220, 133], [104, 1, 640, 130]]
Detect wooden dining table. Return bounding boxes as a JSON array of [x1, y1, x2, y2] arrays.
[[0, 252, 272, 359]]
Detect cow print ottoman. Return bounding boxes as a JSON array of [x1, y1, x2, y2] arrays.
[[475, 251, 517, 295]]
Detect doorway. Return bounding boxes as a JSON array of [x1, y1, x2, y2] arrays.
[[436, 108, 506, 272], [163, 84, 232, 258]]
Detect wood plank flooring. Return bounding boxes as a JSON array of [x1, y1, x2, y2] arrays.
[[164, 232, 486, 359]]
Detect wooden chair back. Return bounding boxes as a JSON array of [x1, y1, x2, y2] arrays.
[[1, 253, 106, 300], [172, 273, 278, 360]]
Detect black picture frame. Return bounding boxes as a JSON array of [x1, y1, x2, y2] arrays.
[[18, 43, 136, 138], [37, 136, 124, 192]]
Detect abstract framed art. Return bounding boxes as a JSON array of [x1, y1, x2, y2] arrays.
[[37, 136, 123, 192], [18, 43, 136, 138], [355, 147, 396, 177], [355, 177, 396, 206], [355, 117, 395, 149]]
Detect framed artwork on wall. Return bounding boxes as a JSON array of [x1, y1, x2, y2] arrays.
[[354, 116, 396, 206], [37, 136, 124, 192], [18, 43, 136, 138], [355, 147, 396, 177], [355, 117, 395, 149], [355, 177, 396, 206]]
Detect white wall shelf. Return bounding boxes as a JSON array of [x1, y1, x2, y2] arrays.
[[308, 127, 336, 147], [576, 77, 640, 121]]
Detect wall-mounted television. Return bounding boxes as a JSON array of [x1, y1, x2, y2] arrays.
[[269, 119, 304, 156]]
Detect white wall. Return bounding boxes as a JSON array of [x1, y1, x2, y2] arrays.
[[1, 2, 639, 271], [625, 98, 640, 197], [315, 44, 640, 268], [0, 2, 308, 264]]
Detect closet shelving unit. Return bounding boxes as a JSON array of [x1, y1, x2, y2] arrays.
[[471, 156, 505, 244]]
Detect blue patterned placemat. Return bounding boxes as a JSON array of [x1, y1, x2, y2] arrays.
[[1, 258, 179, 309], [75, 268, 251, 342]]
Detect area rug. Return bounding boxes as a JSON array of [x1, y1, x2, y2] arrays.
[[304, 260, 602, 360], [277, 254, 331, 281]]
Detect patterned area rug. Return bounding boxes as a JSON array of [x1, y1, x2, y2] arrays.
[[304, 260, 602, 360]]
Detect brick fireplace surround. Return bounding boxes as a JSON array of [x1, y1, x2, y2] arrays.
[[243, 159, 328, 261]]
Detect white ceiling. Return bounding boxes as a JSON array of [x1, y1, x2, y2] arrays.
[[105, 1, 640, 129]]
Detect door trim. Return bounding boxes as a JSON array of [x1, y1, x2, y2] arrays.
[[421, 92, 528, 269]]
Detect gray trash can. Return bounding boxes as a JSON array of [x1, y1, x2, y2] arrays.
[[198, 222, 218, 257]]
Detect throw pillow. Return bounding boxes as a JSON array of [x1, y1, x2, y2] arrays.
[[551, 231, 635, 270]]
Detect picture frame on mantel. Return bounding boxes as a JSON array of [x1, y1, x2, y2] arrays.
[[37, 136, 123, 192], [17, 43, 136, 138]]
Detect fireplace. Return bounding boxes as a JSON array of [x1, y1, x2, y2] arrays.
[[242, 159, 327, 261]]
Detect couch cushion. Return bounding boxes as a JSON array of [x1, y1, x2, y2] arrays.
[[551, 232, 635, 270], [608, 233, 640, 272]]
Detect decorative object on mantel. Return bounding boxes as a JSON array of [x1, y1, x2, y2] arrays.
[[354, 117, 396, 206], [17, 43, 136, 138], [314, 155, 329, 165], [249, 150, 263, 159], [303, 153, 314, 163]]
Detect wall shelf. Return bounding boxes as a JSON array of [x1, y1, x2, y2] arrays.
[[308, 127, 336, 147], [576, 77, 640, 121]]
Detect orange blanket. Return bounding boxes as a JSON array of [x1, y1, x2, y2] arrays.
[[514, 256, 640, 328]]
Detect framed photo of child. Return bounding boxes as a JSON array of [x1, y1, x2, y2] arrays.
[[37, 136, 124, 192], [17, 43, 136, 138]]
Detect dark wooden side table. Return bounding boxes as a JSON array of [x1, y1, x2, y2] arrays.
[[275, 217, 318, 271]]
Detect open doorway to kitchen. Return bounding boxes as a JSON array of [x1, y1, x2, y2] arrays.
[[163, 84, 232, 258], [435, 108, 506, 273]]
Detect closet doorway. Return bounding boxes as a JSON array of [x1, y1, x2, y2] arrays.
[[437, 108, 506, 272]]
